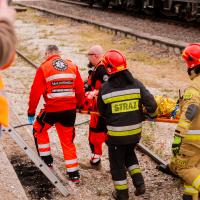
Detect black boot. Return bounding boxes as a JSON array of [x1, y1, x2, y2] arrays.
[[131, 173, 145, 196], [112, 189, 129, 200], [67, 171, 80, 184], [41, 155, 53, 167], [157, 164, 177, 177], [182, 194, 192, 200], [90, 158, 101, 166], [134, 184, 145, 196]]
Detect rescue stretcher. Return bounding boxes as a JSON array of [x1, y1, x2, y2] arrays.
[[80, 91, 181, 124]]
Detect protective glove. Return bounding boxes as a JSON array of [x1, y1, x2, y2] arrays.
[[171, 105, 180, 119], [28, 115, 35, 125], [84, 80, 91, 92], [171, 133, 182, 156]]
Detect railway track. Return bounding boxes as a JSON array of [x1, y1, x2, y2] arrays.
[[15, 0, 188, 54], [54, 0, 200, 27], [1, 7, 185, 199], [16, 48, 167, 165], [0, 41, 169, 200]]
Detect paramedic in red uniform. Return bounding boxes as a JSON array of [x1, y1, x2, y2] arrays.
[[85, 45, 109, 166], [28, 45, 84, 183]]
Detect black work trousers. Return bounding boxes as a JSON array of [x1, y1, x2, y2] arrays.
[[108, 143, 142, 184]]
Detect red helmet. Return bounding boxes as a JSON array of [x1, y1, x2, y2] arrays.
[[102, 49, 127, 74], [182, 43, 200, 69]]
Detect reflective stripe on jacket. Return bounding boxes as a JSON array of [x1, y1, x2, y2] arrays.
[[102, 88, 142, 138], [41, 57, 76, 102], [98, 73, 157, 145], [28, 54, 85, 114], [183, 129, 200, 140]]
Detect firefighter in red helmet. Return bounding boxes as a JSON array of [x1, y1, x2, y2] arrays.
[[97, 49, 157, 200], [28, 45, 85, 183], [167, 43, 200, 200], [85, 45, 109, 167]]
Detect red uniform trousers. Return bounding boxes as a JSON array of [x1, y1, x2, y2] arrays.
[[89, 113, 107, 163], [33, 109, 79, 173]]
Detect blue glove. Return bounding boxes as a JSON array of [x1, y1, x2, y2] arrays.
[[171, 105, 180, 119], [28, 116, 35, 125]]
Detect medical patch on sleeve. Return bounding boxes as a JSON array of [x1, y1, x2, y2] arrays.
[[53, 59, 67, 71], [103, 75, 109, 82]]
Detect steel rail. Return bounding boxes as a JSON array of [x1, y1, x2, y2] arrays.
[[13, 120, 90, 129], [15, 2, 188, 53], [16, 49, 38, 69]]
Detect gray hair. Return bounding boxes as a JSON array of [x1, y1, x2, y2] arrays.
[[46, 45, 59, 53]]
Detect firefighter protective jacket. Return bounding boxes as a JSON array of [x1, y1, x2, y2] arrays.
[[176, 75, 200, 146], [0, 76, 8, 126], [98, 72, 157, 145], [28, 54, 84, 115], [87, 62, 109, 90]]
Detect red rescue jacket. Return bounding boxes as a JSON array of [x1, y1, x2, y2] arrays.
[[28, 54, 84, 115]]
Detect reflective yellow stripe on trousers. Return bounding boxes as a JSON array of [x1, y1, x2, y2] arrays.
[[114, 180, 128, 190], [128, 164, 141, 175]]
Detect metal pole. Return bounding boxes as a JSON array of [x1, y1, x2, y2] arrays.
[[2, 127, 70, 197]]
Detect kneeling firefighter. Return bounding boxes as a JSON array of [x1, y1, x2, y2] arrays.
[[97, 49, 157, 200], [168, 43, 200, 200]]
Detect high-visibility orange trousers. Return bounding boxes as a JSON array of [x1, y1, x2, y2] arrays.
[[33, 109, 79, 173], [89, 113, 107, 157]]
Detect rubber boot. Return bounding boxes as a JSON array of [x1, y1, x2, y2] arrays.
[[112, 189, 129, 200], [131, 173, 145, 196]]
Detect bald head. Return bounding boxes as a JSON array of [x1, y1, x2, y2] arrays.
[[87, 45, 104, 66], [88, 45, 104, 55]]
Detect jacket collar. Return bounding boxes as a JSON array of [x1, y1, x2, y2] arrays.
[[40, 54, 61, 66]]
